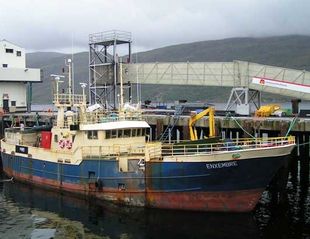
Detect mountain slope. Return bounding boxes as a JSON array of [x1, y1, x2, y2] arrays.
[[27, 35, 310, 103], [134, 35, 310, 69]]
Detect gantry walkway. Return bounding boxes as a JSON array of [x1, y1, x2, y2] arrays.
[[124, 61, 310, 100]]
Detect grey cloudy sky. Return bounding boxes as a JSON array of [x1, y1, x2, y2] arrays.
[[0, 0, 309, 53]]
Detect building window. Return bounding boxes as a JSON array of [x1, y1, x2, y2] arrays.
[[54, 134, 58, 142], [2, 64, 8, 68], [105, 130, 111, 139], [11, 101, 16, 107], [87, 130, 98, 140], [16, 51, 22, 56], [5, 48, 13, 53]]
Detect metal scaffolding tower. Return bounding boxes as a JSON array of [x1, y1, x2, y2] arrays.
[[225, 88, 261, 115], [89, 30, 132, 108]]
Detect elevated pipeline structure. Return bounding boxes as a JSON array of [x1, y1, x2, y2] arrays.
[[122, 61, 310, 115], [124, 61, 310, 99]]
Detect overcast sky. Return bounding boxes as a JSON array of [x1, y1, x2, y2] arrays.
[[0, 0, 309, 53]]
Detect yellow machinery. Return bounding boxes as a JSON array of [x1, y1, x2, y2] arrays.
[[189, 107, 215, 141], [255, 104, 280, 117]]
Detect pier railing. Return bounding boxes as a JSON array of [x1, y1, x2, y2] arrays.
[[148, 136, 295, 158]]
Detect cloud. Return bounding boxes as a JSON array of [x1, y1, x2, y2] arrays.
[[0, 0, 309, 53]]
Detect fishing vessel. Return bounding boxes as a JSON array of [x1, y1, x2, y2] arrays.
[[0, 60, 295, 212]]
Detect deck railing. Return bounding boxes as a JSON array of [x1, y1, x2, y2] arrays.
[[83, 111, 142, 125], [55, 111, 143, 128], [81, 144, 145, 158], [157, 136, 295, 157], [53, 93, 84, 106], [80, 137, 295, 159]]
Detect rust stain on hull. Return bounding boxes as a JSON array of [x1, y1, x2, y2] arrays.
[[4, 167, 262, 212], [146, 189, 263, 212], [4, 168, 146, 207]]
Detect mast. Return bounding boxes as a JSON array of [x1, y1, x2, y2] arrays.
[[51, 59, 73, 128], [120, 58, 124, 111], [50, 74, 65, 127], [67, 59, 73, 105]]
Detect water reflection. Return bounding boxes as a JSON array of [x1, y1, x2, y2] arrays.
[[1, 173, 260, 239], [0, 155, 309, 239], [254, 158, 310, 239]]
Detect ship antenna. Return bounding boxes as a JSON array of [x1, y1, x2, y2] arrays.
[[119, 57, 124, 111], [71, 33, 75, 95], [135, 51, 141, 106], [80, 83, 87, 105], [50, 74, 65, 128], [66, 59, 73, 105], [50, 74, 64, 105]]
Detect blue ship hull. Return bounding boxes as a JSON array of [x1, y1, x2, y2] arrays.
[[1, 150, 290, 212]]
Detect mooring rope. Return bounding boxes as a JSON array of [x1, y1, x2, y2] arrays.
[[295, 141, 310, 147], [0, 177, 13, 183], [285, 116, 298, 137], [224, 111, 302, 141], [224, 112, 256, 139]]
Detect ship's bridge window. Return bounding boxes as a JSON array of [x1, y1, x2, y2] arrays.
[[111, 130, 117, 138], [87, 130, 98, 140], [138, 128, 146, 136], [105, 130, 117, 139], [105, 129, 146, 139], [124, 129, 131, 138], [136, 128, 146, 136]]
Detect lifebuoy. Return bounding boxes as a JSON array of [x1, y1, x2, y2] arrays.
[[66, 140, 72, 149], [58, 140, 65, 149], [47, 108, 53, 116]]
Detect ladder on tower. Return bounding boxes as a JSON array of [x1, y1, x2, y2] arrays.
[[159, 105, 185, 142]]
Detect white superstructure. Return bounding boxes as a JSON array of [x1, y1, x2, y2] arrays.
[[0, 40, 41, 113]]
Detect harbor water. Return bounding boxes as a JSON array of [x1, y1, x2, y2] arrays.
[[0, 156, 309, 239]]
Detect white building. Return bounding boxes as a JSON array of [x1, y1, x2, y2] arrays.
[[0, 40, 41, 113]]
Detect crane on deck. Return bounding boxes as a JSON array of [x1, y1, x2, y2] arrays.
[[189, 107, 215, 141]]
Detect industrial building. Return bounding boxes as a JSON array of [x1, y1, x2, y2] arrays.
[[0, 39, 41, 113]]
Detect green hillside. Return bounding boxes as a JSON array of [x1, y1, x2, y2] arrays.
[[27, 35, 310, 103]]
